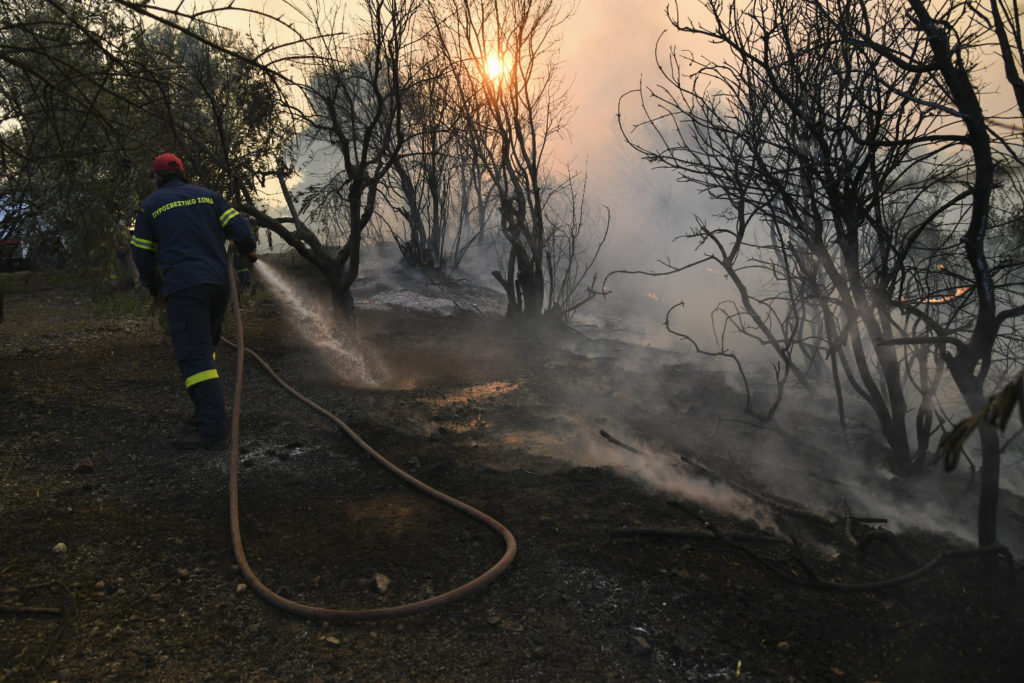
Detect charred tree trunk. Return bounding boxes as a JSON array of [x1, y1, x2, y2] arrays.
[[393, 158, 435, 268], [907, 0, 1001, 547]]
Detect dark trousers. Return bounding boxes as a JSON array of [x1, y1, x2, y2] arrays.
[[165, 283, 230, 440]]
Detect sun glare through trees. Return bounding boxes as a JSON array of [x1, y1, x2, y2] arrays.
[[484, 51, 507, 84]]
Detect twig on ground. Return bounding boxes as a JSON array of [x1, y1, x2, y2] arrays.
[[599, 429, 641, 454], [0, 581, 69, 617], [2, 580, 76, 679]]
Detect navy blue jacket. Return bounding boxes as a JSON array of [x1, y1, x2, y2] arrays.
[[131, 178, 256, 296]]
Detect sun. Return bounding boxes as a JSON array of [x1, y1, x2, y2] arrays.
[[484, 52, 506, 83]]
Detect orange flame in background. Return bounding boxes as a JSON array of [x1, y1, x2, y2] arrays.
[[913, 286, 971, 304], [647, 292, 659, 301], [901, 264, 971, 304]]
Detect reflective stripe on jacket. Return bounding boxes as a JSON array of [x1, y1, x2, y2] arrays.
[[131, 178, 256, 296]]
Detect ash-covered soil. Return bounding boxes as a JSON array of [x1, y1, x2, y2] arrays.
[[2, 259, 1023, 682]]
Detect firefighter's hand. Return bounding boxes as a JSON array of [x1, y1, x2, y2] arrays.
[[247, 252, 259, 263], [154, 293, 166, 308]]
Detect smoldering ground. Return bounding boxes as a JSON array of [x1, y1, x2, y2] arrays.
[[253, 248, 1019, 562]]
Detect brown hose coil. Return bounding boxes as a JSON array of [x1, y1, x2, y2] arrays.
[[224, 256, 517, 621]]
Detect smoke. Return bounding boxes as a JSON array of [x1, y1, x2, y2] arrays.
[[542, 0, 742, 352], [582, 431, 780, 532]]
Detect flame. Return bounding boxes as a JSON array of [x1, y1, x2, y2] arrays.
[[647, 292, 659, 301], [903, 285, 971, 304], [919, 286, 971, 303], [901, 264, 970, 303]]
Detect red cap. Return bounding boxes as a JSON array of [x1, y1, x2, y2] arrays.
[[151, 153, 184, 175]]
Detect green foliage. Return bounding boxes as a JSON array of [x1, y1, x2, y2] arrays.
[[0, 0, 286, 278], [0, 0, 144, 271], [123, 23, 288, 202]]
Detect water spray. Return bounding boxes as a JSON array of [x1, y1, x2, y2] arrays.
[[253, 260, 384, 386]]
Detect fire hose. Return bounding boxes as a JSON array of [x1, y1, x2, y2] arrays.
[[221, 256, 517, 621]]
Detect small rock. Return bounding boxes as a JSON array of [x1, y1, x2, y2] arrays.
[[778, 641, 791, 651], [235, 583, 247, 594], [373, 573, 391, 594], [52, 542, 68, 554], [324, 635, 341, 646], [73, 458, 94, 474], [628, 635, 652, 656], [177, 568, 190, 577]]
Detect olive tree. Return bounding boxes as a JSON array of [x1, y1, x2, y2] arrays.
[[0, 0, 291, 273], [0, 0, 145, 269]]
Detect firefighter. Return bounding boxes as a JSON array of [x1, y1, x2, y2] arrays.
[[131, 153, 257, 450]]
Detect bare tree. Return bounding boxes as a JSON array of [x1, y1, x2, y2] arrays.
[[622, 0, 1024, 547], [827, 0, 1024, 550], [542, 166, 608, 322], [427, 0, 598, 318], [384, 46, 459, 269]]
